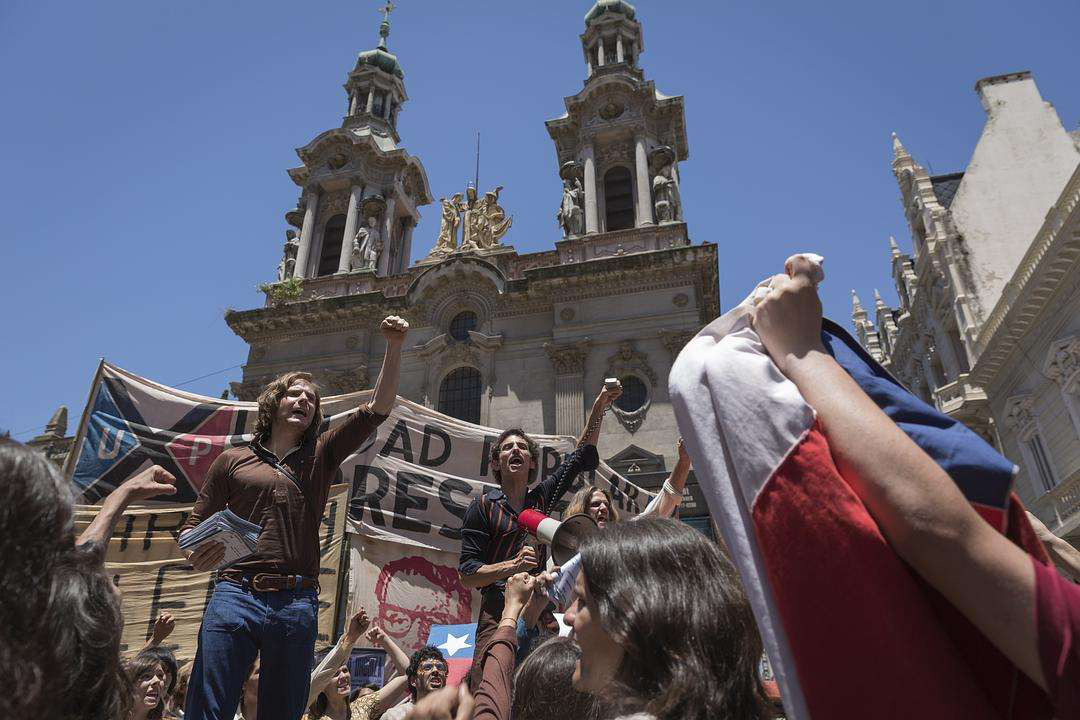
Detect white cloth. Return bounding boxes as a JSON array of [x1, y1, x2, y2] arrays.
[[667, 253, 824, 720]]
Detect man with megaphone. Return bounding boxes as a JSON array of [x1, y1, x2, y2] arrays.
[[457, 381, 622, 690]]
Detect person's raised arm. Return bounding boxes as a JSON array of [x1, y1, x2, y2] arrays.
[[365, 626, 409, 674], [642, 438, 690, 519], [577, 383, 621, 448], [142, 612, 175, 651], [306, 608, 369, 709], [370, 315, 409, 416], [751, 256, 1045, 691], [77, 465, 177, 551], [473, 573, 533, 720]]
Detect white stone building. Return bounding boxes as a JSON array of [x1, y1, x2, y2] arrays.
[[853, 71, 1080, 538], [225, 1, 719, 526]]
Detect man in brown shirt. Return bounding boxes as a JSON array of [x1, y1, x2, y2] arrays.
[[180, 315, 408, 720]]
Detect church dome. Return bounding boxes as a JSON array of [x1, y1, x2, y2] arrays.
[[356, 46, 404, 80], [584, 0, 636, 25]]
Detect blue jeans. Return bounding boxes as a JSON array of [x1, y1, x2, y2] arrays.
[[185, 580, 318, 720]]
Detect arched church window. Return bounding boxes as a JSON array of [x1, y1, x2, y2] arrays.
[[438, 367, 482, 424], [372, 91, 385, 118], [317, 214, 347, 277], [603, 166, 635, 231], [614, 376, 648, 413], [357, 89, 369, 113], [449, 311, 477, 342]]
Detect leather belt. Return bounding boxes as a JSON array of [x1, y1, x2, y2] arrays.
[[242, 573, 319, 593]]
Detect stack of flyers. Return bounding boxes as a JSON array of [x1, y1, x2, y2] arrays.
[[178, 508, 262, 570]]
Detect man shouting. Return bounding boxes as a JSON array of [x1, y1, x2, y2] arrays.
[[180, 316, 408, 720]]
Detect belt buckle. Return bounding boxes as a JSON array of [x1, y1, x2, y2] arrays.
[[251, 573, 276, 592]]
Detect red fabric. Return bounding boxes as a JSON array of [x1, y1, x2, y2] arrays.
[[1034, 558, 1080, 718], [752, 422, 1052, 719]]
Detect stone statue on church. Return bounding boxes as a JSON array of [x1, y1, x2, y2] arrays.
[[557, 177, 584, 237], [653, 164, 682, 223], [351, 215, 382, 271], [430, 193, 464, 259], [277, 229, 300, 281], [461, 185, 512, 251]]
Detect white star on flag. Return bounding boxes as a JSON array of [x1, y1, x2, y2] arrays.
[[437, 632, 472, 657]]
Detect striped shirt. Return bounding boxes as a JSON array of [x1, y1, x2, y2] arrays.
[[458, 444, 599, 594]]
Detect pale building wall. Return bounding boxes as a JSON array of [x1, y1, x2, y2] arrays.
[[948, 74, 1080, 317]]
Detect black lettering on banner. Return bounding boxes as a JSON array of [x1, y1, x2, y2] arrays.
[[541, 447, 562, 484], [143, 510, 190, 551], [479, 435, 497, 478], [419, 424, 452, 468], [392, 471, 433, 534], [437, 477, 472, 540], [351, 465, 390, 526], [320, 498, 338, 550], [147, 562, 190, 641], [379, 420, 415, 463], [117, 514, 136, 552]]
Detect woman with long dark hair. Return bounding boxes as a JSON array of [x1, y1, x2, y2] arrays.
[[564, 518, 768, 720], [125, 653, 168, 720]]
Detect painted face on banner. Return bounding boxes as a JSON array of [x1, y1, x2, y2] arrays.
[[374, 556, 472, 651]]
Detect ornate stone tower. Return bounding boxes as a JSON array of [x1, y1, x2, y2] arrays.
[[280, 4, 432, 289], [546, 0, 689, 262]]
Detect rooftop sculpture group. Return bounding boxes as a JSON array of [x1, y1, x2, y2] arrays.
[[428, 184, 513, 260]]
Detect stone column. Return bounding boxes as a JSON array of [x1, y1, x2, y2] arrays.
[[377, 195, 397, 277], [597, 38, 605, 67], [634, 134, 653, 227], [544, 340, 590, 437], [616, 35, 624, 63], [399, 218, 415, 274], [365, 89, 375, 114], [337, 184, 364, 274], [582, 143, 599, 234], [294, 189, 319, 279]]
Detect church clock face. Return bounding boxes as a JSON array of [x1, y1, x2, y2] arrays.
[[599, 101, 625, 120]]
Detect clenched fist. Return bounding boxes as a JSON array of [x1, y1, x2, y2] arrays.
[[380, 315, 410, 346]]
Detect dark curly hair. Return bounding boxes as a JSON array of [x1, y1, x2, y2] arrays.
[[406, 646, 448, 701], [251, 371, 323, 444], [579, 518, 768, 720], [0, 440, 131, 720], [488, 428, 540, 486]]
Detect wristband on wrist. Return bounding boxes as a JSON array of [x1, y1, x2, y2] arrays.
[[661, 479, 681, 497]]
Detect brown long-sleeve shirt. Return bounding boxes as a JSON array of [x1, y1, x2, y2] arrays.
[[473, 625, 518, 720], [181, 405, 386, 581]]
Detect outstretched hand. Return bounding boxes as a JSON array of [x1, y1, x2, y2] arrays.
[[598, 381, 623, 407], [751, 256, 826, 375], [345, 608, 370, 643], [404, 684, 474, 720], [151, 612, 175, 644], [121, 465, 177, 502]]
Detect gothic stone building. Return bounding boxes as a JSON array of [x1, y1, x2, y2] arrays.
[[853, 71, 1080, 539], [224, 1, 718, 525]]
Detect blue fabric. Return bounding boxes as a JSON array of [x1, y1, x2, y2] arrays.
[[513, 618, 542, 665], [820, 318, 1016, 510], [184, 580, 318, 720]]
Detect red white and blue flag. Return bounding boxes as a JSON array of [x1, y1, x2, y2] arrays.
[[670, 257, 1051, 720], [427, 622, 477, 686]]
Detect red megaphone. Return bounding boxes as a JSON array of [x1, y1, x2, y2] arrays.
[[518, 508, 599, 565]]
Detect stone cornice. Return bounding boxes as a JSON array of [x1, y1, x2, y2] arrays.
[[971, 164, 1080, 387], [230, 243, 720, 342]]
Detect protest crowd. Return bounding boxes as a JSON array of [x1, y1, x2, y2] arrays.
[[4, 260, 1080, 720]]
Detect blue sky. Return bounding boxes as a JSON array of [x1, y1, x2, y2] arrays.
[[3, 0, 1078, 439]]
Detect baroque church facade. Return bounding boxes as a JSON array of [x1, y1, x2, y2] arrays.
[[225, 1, 719, 524], [853, 71, 1080, 540]]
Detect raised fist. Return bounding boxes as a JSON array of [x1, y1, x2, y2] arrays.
[[122, 465, 177, 502], [380, 315, 410, 345]]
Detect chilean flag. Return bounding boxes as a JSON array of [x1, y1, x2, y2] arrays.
[[427, 623, 477, 687], [670, 256, 1052, 720]]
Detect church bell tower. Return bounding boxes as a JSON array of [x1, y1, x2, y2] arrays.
[[279, 2, 432, 287], [546, 0, 689, 261]]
